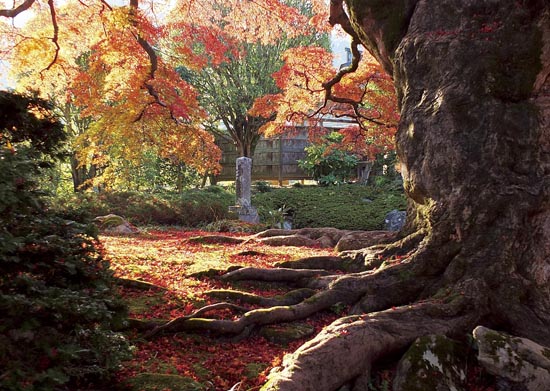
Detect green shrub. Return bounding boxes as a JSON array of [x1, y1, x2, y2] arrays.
[[253, 181, 273, 193], [253, 183, 406, 230], [50, 188, 235, 227], [298, 132, 359, 186], [0, 91, 130, 391]]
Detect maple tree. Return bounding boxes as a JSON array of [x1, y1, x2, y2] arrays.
[[251, 41, 399, 161], [165, 0, 332, 160]]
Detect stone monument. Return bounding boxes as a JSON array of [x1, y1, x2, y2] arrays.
[[229, 157, 259, 224]]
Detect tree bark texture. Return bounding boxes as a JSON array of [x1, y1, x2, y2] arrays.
[[346, 0, 550, 340]]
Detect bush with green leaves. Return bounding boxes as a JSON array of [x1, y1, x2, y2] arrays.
[[298, 132, 359, 186], [0, 91, 131, 391]]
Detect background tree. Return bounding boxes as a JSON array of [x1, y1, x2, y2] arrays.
[[3, 0, 222, 190], [169, 0, 330, 159], [5, 3, 105, 191], [2, 0, 331, 189]]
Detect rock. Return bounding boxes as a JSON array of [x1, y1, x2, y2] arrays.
[[393, 334, 468, 391], [473, 326, 550, 391], [93, 214, 139, 234], [259, 323, 315, 345], [335, 230, 397, 252], [384, 209, 406, 231]]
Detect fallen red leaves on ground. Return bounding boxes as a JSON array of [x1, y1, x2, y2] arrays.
[[102, 228, 338, 390]]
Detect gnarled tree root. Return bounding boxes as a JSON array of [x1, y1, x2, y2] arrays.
[[262, 290, 485, 391], [203, 288, 317, 306]]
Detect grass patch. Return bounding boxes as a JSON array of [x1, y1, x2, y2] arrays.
[[253, 181, 406, 230]]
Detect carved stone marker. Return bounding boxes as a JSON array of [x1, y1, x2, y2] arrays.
[[229, 157, 259, 223]]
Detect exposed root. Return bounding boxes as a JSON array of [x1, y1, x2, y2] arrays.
[[187, 235, 245, 245], [144, 288, 358, 338], [275, 256, 349, 271], [203, 288, 317, 306], [144, 302, 249, 338], [143, 238, 437, 340], [221, 267, 334, 282], [115, 277, 167, 291]]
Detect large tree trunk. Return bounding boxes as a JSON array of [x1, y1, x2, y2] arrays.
[[259, 1, 549, 389]]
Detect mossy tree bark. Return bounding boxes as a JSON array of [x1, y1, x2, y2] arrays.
[[141, 1, 549, 390]]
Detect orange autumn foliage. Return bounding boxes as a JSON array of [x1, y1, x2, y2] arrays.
[[251, 42, 399, 159], [2, 0, 393, 171]]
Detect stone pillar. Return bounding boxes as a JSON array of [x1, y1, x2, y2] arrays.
[[229, 157, 259, 223]]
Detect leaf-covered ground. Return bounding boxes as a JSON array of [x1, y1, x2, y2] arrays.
[[101, 229, 340, 390], [102, 228, 500, 391]]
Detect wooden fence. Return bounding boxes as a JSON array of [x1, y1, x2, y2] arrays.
[[214, 130, 311, 183]]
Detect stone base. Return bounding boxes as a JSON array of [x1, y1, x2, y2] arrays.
[[229, 205, 260, 224]]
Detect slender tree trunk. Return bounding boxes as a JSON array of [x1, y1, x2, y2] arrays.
[[70, 154, 95, 192]]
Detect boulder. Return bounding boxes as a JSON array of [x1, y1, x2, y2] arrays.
[[473, 326, 550, 391], [384, 209, 406, 232], [393, 334, 467, 391], [93, 214, 139, 234]]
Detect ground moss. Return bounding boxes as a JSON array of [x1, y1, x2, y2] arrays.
[[127, 373, 206, 391], [479, 330, 508, 362], [246, 362, 269, 379], [253, 183, 406, 231], [398, 335, 467, 391], [125, 292, 167, 316]]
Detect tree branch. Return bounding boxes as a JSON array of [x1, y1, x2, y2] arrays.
[[0, 0, 35, 18], [319, 3, 396, 130], [128, 0, 185, 123], [45, 0, 60, 70]]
